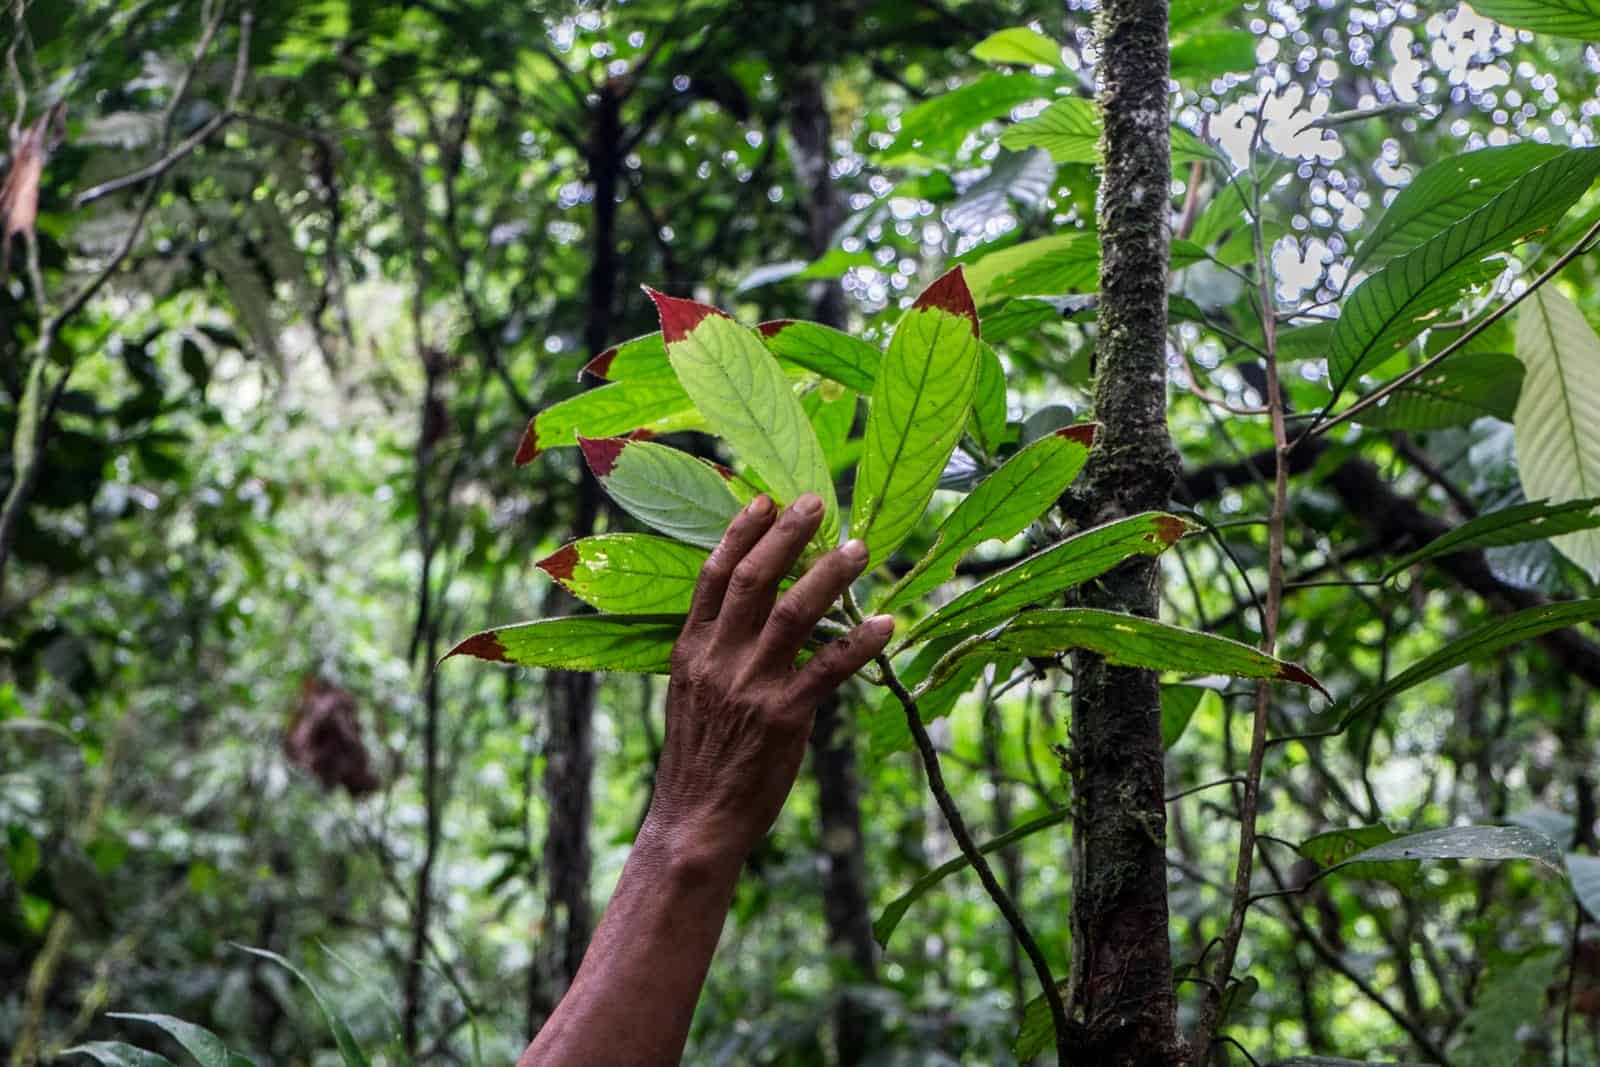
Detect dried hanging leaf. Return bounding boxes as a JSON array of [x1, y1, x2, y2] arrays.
[[0, 103, 68, 287]]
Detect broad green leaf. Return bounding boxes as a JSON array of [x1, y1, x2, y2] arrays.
[[514, 380, 701, 464], [970, 27, 1061, 68], [580, 436, 744, 550], [1568, 853, 1600, 918], [802, 385, 857, 472], [757, 319, 882, 393], [898, 512, 1197, 647], [881, 73, 1059, 163], [1514, 286, 1600, 581], [926, 608, 1326, 694], [999, 97, 1098, 164], [1015, 981, 1071, 1061], [980, 298, 1059, 342], [1384, 497, 1600, 577], [536, 535, 708, 614], [62, 1044, 176, 1067], [1342, 824, 1564, 872], [234, 946, 371, 1067], [1338, 600, 1600, 731], [876, 422, 1100, 607], [1353, 144, 1566, 271], [965, 231, 1100, 305], [1297, 825, 1418, 889], [1170, 30, 1258, 81], [850, 268, 983, 567], [443, 614, 684, 674], [1467, 0, 1600, 40], [580, 332, 672, 382], [1456, 950, 1562, 1067], [968, 343, 1008, 457], [651, 291, 839, 542], [106, 1015, 230, 1067], [873, 808, 1068, 946], [1170, 0, 1242, 30], [1328, 149, 1600, 396], [1160, 683, 1212, 748], [1353, 351, 1523, 430]]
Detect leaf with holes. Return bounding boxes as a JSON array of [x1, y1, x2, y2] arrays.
[[1353, 143, 1566, 271], [850, 268, 983, 567], [757, 319, 881, 393], [1514, 286, 1600, 581], [443, 614, 684, 674], [536, 535, 708, 614], [1384, 497, 1600, 578], [899, 512, 1197, 647], [1328, 149, 1600, 398], [651, 290, 838, 542], [580, 436, 744, 550], [514, 380, 701, 464]]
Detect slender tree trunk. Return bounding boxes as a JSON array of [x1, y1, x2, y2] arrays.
[[1061, 0, 1187, 1060], [791, 67, 880, 1065]]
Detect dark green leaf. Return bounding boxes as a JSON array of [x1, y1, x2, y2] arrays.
[[1384, 497, 1600, 577], [443, 615, 684, 674], [106, 1015, 231, 1067], [1466, 0, 1600, 40]]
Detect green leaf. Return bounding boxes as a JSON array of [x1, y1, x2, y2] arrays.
[[1160, 684, 1211, 748], [946, 149, 1058, 236], [802, 385, 857, 472], [1171, 30, 1258, 81], [1337, 601, 1600, 731], [1328, 149, 1600, 397], [1466, 0, 1600, 40], [873, 808, 1068, 946], [1514, 286, 1600, 581], [1353, 351, 1523, 430], [62, 1044, 177, 1067], [1297, 825, 1418, 889], [1268, 1060, 1431, 1066], [757, 319, 882, 393], [965, 231, 1100, 305], [980, 298, 1060, 342], [898, 512, 1197, 647], [882, 73, 1058, 163], [926, 608, 1326, 693], [581, 332, 672, 382], [1014, 981, 1071, 1061], [233, 946, 371, 1067], [580, 436, 744, 550], [1456, 950, 1563, 1067], [514, 380, 701, 464], [1170, 0, 1242, 31], [535, 535, 708, 614], [1353, 144, 1567, 271], [651, 291, 838, 543], [443, 614, 684, 674], [850, 268, 983, 567], [876, 422, 1100, 614], [999, 97, 1098, 164], [105, 1015, 231, 1067], [1384, 497, 1600, 578], [970, 27, 1061, 68], [1342, 824, 1564, 872], [968, 343, 1008, 457], [1568, 853, 1600, 918]]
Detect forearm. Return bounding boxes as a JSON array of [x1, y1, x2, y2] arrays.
[[519, 816, 741, 1067]]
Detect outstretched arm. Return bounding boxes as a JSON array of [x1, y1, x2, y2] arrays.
[[519, 491, 894, 1067]]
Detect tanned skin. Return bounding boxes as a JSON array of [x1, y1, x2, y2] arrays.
[[519, 491, 895, 1067]]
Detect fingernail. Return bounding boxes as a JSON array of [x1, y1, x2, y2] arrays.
[[842, 539, 867, 564], [792, 493, 822, 516], [747, 495, 773, 517], [868, 614, 895, 635]]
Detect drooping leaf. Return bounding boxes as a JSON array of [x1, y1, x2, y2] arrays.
[[968, 343, 1009, 457], [1568, 853, 1600, 918], [442, 614, 684, 674], [898, 512, 1197, 647], [1160, 683, 1212, 748], [579, 436, 744, 550], [61, 1044, 177, 1067], [580, 332, 672, 382], [1328, 149, 1600, 397], [651, 290, 838, 542], [1341, 824, 1565, 872], [1456, 950, 1563, 1067], [1384, 497, 1600, 577], [105, 1015, 231, 1067], [1466, 0, 1600, 40], [850, 268, 983, 567], [1353, 143, 1567, 271], [1353, 351, 1524, 430], [757, 319, 882, 393], [1513, 286, 1600, 581], [514, 380, 701, 464], [1297, 824, 1418, 889], [1337, 600, 1600, 731], [873, 808, 1068, 946], [536, 535, 708, 614], [881, 73, 1059, 163], [970, 27, 1062, 68], [925, 608, 1326, 694], [233, 946, 371, 1067]]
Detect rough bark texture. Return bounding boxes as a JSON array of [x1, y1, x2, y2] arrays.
[[791, 68, 880, 1065], [1061, 0, 1187, 1060]]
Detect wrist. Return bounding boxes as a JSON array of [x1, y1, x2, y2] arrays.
[[635, 807, 747, 890]]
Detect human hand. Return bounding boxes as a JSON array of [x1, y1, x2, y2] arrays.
[[642, 492, 895, 872]]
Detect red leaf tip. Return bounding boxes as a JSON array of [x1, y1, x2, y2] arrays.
[[446, 630, 507, 663], [582, 346, 618, 381], [913, 267, 979, 336], [1055, 422, 1100, 447], [577, 434, 628, 477], [537, 542, 580, 581], [514, 418, 541, 466], [643, 286, 730, 344], [1279, 662, 1330, 700], [757, 319, 794, 339]]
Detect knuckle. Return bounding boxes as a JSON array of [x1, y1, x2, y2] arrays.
[[728, 560, 767, 595], [769, 594, 810, 630]]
